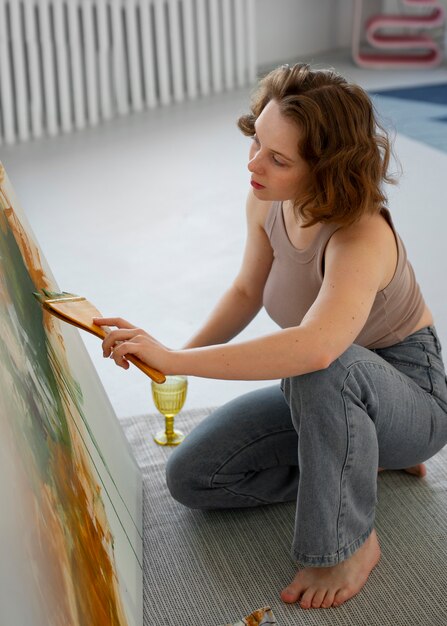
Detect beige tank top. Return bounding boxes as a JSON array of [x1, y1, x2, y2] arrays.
[[263, 201, 426, 349]]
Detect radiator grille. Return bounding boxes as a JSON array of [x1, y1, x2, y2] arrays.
[[0, 0, 257, 143]]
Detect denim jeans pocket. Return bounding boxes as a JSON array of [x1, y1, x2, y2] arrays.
[[377, 342, 434, 395], [426, 351, 447, 410]]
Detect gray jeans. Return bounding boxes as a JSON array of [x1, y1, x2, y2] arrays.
[[166, 326, 447, 566]]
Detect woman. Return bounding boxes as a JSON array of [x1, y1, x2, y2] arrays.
[[95, 64, 447, 609]]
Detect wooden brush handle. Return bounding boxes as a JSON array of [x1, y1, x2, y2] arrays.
[[42, 301, 166, 384], [99, 325, 166, 384], [123, 355, 166, 384]]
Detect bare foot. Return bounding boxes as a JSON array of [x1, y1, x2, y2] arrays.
[[402, 463, 427, 477], [378, 463, 426, 477], [280, 529, 381, 609]]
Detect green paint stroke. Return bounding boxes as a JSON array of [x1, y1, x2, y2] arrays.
[[0, 205, 142, 545], [0, 212, 71, 483]]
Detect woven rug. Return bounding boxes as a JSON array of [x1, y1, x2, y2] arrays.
[[121, 408, 447, 626]]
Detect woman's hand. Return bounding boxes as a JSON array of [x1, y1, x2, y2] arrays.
[[93, 317, 175, 374]]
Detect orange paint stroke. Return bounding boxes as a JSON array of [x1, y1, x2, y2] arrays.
[[0, 165, 130, 625]]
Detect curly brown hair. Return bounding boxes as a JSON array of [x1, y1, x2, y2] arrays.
[[237, 63, 395, 227]]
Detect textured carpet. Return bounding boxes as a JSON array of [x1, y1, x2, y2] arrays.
[[121, 408, 447, 626]]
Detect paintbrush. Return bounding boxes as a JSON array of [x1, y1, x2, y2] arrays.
[[33, 290, 166, 384]]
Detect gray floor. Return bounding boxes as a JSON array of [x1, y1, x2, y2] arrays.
[[2, 49, 447, 419], [123, 407, 447, 626]]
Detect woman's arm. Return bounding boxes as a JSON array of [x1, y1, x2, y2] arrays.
[[98, 215, 391, 380], [182, 190, 274, 348]]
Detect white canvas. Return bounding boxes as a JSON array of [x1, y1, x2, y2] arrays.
[[0, 162, 142, 626]]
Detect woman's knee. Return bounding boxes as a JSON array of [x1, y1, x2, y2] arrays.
[[282, 362, 341, 409], [166, 385, 289, 507], [165, 444, 202, 508], [283, 344, 374, 404]]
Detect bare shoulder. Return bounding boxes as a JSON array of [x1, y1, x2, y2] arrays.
[[327, 211, 397, 290], [245, 189, 273, 229], [329, 211, 396, 251]]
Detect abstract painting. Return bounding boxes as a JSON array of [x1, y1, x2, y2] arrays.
[[0, 162, 142, 626]]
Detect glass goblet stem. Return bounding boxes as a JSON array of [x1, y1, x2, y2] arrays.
[[165, 415, 175, 440]]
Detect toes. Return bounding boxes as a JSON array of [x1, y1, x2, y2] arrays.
[[299, 587, 317, 609], [321, 589, 336, 608], [280, 589, 297, 604], [280, 583, 303, 604], [310, 588, 328, 608], [332, 587, 353, 607]]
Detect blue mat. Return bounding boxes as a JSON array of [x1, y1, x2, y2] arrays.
[[370, 83, 447, 153], [373, 83, 447, 106]]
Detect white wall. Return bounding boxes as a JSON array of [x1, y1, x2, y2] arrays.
[[255, 0, 356, 68], [383, 0, 447, 11], [255, 0, 446, 68]]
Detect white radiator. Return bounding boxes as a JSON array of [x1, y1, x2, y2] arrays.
[[0, 0, 257, 144]]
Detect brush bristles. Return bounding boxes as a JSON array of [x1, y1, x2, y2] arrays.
[[32, 289, 79, 302]]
